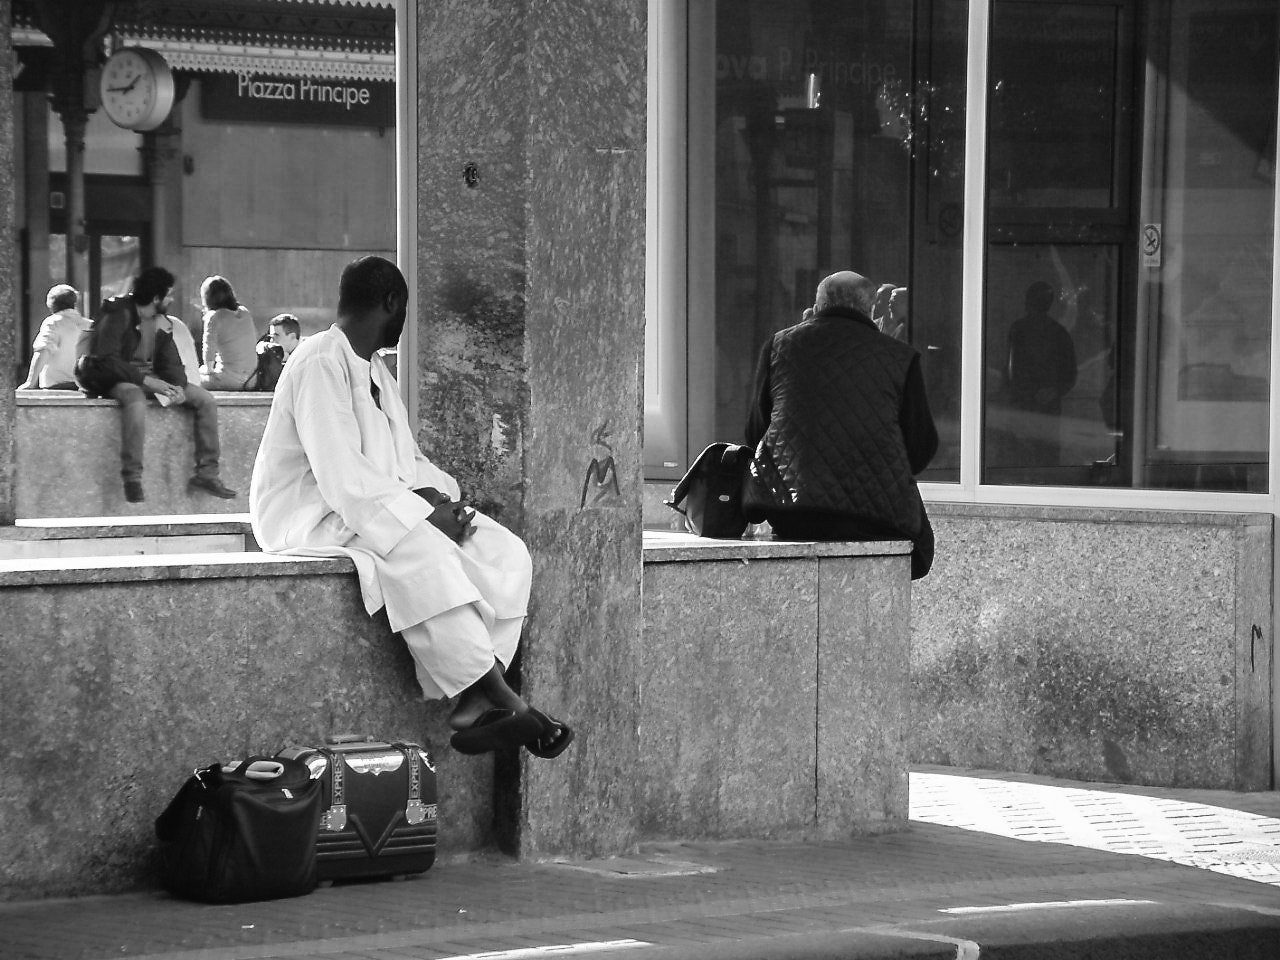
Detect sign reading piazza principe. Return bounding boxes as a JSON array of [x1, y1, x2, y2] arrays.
[[201, 73, 395, 128]]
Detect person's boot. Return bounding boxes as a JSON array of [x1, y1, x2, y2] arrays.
[[188, 475, 237, 499], [124, 479, 145, 503]]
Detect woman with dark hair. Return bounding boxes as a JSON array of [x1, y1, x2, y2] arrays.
[[199, 275, 258, 390]]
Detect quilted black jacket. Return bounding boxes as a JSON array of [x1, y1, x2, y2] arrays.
[[744, 306, 937, 538]]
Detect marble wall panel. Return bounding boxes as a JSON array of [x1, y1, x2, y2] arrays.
[[638, 561, 728, 836], [913, 506, 1273, 790], [0, 8, 15, 524], [416, 0, 647, 859], [714, 559, 819, 836], [525, 0, 648, 148], [15, 399, 268, 518], [817, 556, 911, 835], [0, 572, 490, 899], [640, 558, 818, 840]]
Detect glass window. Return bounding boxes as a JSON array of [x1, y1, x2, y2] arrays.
[[692, 0, 968, 479], [981, 0, 1278, 492]]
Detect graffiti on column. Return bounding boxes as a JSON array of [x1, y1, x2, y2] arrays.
[[580, 421, 622, 509]]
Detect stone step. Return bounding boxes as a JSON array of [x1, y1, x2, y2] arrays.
[[0, 513, 255, 560]]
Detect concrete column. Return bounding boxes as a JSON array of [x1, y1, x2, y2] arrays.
[[416, 0, 647, 858], [1, 6, 18, 525]]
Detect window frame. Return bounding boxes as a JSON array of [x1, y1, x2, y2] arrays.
[[639, 0, 1280, 515]]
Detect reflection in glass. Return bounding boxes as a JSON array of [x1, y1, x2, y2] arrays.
[[980, 0, 1277, 492], [984, 244, 1120, 485], [1145, 0, 1277, 492], [710, 0, 968, 482]]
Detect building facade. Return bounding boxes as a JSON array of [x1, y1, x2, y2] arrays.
[[2, 1, 1276, 792]]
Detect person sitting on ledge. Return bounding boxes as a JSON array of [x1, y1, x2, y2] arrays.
[[74, 266, 238, 505], [18, 283, 91, 390], [249, 255, 573, 758], [744, 269, 938, 579], [267, 313, 303, 358]]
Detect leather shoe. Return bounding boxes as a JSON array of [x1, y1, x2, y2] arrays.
[[124, 480, 145, 503], [187, 475, 237, 499]]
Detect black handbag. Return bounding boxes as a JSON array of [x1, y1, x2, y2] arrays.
[[154, 756, 323, 903], [665, 442, 751, 538]]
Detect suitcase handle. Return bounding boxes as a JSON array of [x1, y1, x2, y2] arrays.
[[326, 734, 375, 745]]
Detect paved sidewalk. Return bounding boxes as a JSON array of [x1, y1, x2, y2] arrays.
[[2, 768, 1278, 960]]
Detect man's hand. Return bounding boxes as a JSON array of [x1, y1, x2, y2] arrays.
[[427, 500, 476, 543], [143, 376, 183, 405], [413, 486, 451, 508]]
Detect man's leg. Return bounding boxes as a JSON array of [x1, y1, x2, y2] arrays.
[[108, 381, 147, 501], [400, 604, 523, 714], [181, 383, 237, 498]]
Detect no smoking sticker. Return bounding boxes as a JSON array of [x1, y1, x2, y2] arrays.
[[1142, 223, 1162, 267]]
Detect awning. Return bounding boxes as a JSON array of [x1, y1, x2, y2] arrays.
[[13, 0, 395, 82]]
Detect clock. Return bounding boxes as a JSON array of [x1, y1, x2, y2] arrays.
[[98, 47, 176, 132]]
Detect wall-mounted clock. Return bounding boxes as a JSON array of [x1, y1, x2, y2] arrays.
[[99, 47, 176, 132]]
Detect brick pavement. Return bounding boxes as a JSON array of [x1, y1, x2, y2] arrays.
[[1, 768, 1277, 960]]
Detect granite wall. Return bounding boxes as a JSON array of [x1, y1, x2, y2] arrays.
[[0, 4, 16, 525], [0, 559, 492, 900], [416, 0, 647, 859], [14, 394, 269, 518], [640, 536, 914, 841], [913, 504, 1274, 790]]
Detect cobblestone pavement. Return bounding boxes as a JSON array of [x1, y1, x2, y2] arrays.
[[910, 766, 1280, 887], [0, 768, 1276, 960]]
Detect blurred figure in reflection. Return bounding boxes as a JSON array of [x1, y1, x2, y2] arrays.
[[883, 286, 909, 342], [199, 275, 258, 390], [1004, 280, 1077, 465], [870, 282, 896, 334], [18, 284, 91, 390]]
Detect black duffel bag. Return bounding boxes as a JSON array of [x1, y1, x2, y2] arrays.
[[155, 756, 323, 903]]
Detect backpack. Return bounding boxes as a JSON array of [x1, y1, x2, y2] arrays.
[[244, 335, 285, 391], [664, 442, 752, 539]]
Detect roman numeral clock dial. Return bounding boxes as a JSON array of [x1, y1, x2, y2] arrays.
[[99, 47, 176, 132]]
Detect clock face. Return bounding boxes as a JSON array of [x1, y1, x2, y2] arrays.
[[99, 48, 175, 131]]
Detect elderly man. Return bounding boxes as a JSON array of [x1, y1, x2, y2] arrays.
[[745, 270, 938, 578], [250, 256, 572, 757]]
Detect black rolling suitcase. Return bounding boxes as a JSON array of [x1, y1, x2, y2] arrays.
[[277, 735, 437, 881]]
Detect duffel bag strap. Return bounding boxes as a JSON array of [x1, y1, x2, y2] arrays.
[[394, 741, 431, 825], [319, 747, 347, 832]]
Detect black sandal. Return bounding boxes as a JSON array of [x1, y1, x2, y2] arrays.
[[449, 708, 543, 755], [525, 708, 575, 759]]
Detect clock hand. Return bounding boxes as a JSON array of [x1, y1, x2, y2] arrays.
[[108, 75, 140, 94]]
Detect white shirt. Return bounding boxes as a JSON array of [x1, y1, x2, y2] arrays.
[[32, 309, 91, 386], [250, 325, 529, 631]]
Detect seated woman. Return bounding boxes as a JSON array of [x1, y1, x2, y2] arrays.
[[198, 275, 258, 390]]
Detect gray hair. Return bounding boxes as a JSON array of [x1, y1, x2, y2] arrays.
[[46, 284, 78, 312], [815, 271, 878, 316]]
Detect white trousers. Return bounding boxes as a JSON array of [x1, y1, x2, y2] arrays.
[[400, 601, 524, 700]]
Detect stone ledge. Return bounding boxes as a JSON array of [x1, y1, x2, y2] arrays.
[[15, 389, 273, 407], [0, 550, 352, 586], [642, 528, 911, 563], [926, 499, 1272, 528], [2, 513, 254, 541]]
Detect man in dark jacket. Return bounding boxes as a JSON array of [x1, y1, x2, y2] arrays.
[[745, 270, 938, 578], [76, 266, 237, 504]]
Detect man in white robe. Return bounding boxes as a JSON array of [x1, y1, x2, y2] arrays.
[[250, 256, 571, 758]]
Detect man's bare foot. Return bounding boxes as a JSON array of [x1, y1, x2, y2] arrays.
[[448, 662, 528, 730]]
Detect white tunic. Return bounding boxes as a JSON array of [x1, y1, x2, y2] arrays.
[[249, 325, 531, 637]]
